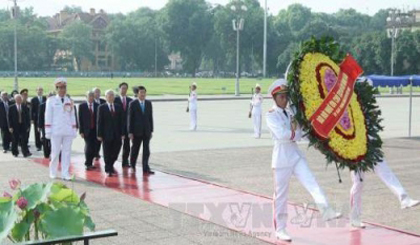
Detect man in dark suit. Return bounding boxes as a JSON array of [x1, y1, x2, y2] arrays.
[[9, 90, 18, 105], [0, 91, 11, 153], [93, 87, 106, 160], [8, 94, 31, 157], [128, 86, 154, 175], [30, 87, 46, 151], [20, 89, 31, 148], [38, 93, 53, 158], [97, 90, 124, 177], [132, 86, 139, 99], [79, 91, 99, 170], [114, 82, 133, 167], [93, 87, 106, 105]]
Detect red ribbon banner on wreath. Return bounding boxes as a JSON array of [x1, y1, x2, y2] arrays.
[[309, 55, 364, 140]]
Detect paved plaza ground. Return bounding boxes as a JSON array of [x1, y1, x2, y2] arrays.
[[1, 97, 420, 244]]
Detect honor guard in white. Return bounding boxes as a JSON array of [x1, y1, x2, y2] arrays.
[[266, 79, 341, 242], [45, 77, 77, 180], [349, 78, 420, 228], [350, 160, 420, 228], [250, 84, 263, 138], [188, 82, 198, 131]]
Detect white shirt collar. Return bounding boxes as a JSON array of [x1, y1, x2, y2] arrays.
[[56, 95, 65, 100]]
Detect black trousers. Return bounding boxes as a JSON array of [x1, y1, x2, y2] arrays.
[[1, 127, 11, 151], [121, 135, 130, 164], [130, 135, 151, 171], [26, 126, 30, 146], [33, 121, 42, 149], [40, 128, 50, 158], [95, 141, 102, 158], [102, 139, 122, 173], [12, 124, 29, 156], [84, 129, 98, 167]]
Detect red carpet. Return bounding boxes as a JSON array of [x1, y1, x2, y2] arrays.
[[33, 156, 420, 244]]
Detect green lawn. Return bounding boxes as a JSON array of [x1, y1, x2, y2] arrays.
[[0, 77, 419, 96], [0, 77, 273, 96]]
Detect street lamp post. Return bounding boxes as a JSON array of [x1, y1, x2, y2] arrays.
[[231, 0, 247, 96], [386, 9, 413, 94], [263, 0, 267, 78], [386, 10, 401, 77], [11, 0, 19, 91], [154, 38, 158, 77]]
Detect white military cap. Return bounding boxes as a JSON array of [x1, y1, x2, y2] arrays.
[[191, 82, 197, 86], [255, 83, 261, 89], [267, 79, 288, 97], [54, 77, 67, 86]]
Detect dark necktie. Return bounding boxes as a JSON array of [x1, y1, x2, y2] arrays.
[[89, 104, 94, 129], [123, 97, 126, 111], [18, 105, 22, 124], [61, 98, 64, 103], [110, 104, 115, 116], [283, 109, 288, 118]]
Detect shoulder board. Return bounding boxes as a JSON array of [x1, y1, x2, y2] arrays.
[[268, 108, 275, 113]]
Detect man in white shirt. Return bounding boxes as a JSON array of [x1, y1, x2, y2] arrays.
[[188, 82, 198, 131], [250, 84, 263, 138], [45, 77, 77, 180], [266, 79, 341, 242]]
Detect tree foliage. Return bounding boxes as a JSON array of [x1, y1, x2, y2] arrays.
[[0, 3, 419, 76]]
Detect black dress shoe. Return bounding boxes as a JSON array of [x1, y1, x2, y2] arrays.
[[37, 148, 42, 151], [143, 170, 155, 175], [122, 164, 130, 168], [107, 172, 113, 177], [23, 153, 32, 158], [13, 154, 18, 157], [85, 166, 96, 171], [3, 150, 7, 153]]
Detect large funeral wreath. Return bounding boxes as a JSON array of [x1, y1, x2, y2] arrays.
[[287, 37, 384, 172]]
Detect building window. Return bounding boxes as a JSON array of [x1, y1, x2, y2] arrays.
[[98, 42, 106, 52], [98, 60, 106, 67]]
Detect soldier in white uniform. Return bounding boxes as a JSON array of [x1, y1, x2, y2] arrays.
[[350, 160, 420, 228], [188, 83, 198, 131], [250, 84, 263, 138], [266, 79, 341, 242], [45, 77, 77, 180], [349, 78, 420, 228]]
